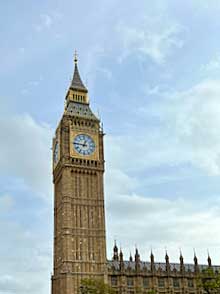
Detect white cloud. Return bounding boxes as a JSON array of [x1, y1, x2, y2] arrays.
[[105, 78, 220, 263], [106, 187, 220, 264], [0, 114, 53, 199], [201, 54, 220, 72], [106, 79, 220, 175], [116, 18, 185, 64]]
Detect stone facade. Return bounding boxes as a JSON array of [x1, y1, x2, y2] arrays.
[[52, 57, 107, 294], [107, 247, 220, 294], [52, 58, 219, 294]]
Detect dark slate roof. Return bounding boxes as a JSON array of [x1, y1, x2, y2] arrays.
[[70, 63, 88, 92], [108, 260, 220, 273], [66, 101, 99, 121]]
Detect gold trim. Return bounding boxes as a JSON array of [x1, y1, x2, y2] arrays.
[[53, 128, 60, 169]]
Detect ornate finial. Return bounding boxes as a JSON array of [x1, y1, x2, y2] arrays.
[[179, 249, 184, 272], [119, 248, 123, 261], [193, 249, 199, 273], [150, 248, 154, 262], [113, 241, 119, 261], [193, 248, 198, 263], [74, 50, 78, 64], [165, 250, 169, 262], [180, 248, 183, 261], [150, 249, 155, 272], [165, 250, 170, 273], [207, 250, 212, 267]]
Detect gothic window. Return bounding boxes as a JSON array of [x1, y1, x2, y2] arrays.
[[173, 278, 180, 288], [188, 279, 194, 288], [127, 277, 134, 287], [111, 276, 117, 286], [158, 278, 165, 287], [143, 277, 149, 288]]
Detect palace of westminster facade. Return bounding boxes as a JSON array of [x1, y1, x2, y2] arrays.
[[51, 57, 219, 294]]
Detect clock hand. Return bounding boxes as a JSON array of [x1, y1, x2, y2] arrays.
[[74, 142, 85, 146]]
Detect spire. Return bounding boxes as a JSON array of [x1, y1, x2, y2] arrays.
[[165, 251, 170, 273], [194, 249, 199, 273], [179, 250, 184, 272], [129, 252, 133, 262], [150, 250, 155, 273], [150, 250, 154, 264], [135, 247, 141, 271], [135, 247, 140, 263], [194, 249, 198, 265], [112, 241, 119, 261], [207, 252, 212, 267], [165, 251, 169, 263], [119, 249, 124, 271], [119, 249, 123, 262], [70, 51, 88, 93]]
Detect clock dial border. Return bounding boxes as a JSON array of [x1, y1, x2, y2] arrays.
[[73, 134, 95, 156], [53, 135, 60, 169], [70, 130, 99, 160]]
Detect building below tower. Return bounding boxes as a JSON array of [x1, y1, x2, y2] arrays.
[[107, 245, 219, 294]]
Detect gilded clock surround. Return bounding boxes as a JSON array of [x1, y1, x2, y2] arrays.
[[70, 129, 99, 160]]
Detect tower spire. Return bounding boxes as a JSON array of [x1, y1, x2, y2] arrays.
[[70, 51, 88, 93]]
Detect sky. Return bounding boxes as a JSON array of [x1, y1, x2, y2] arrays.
[[1, 0, 220, 293]]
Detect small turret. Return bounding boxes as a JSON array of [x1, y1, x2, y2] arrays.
[[129, 252, 133, 262]]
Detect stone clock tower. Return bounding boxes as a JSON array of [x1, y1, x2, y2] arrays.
[[51, 55, 107, 294]]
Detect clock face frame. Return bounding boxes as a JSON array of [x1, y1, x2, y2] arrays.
[[54, 141, 59, 163], [73, 134, 95, 156]]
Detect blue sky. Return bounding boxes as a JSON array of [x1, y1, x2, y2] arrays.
[[1, 0, 220, 293]]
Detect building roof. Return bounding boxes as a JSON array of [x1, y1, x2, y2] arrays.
[[66, 101, 99, 121], [108, 260, 220, 273]]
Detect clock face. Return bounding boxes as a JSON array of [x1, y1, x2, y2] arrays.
[[54, 142, 59, 163], [73, 134, 95, 156]]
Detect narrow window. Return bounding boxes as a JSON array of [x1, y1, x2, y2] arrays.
[[188, 279, 194, 288], [111, 276, 117, 286], [143, 277, 149, 288], [173, 278, 180, 288], [127, 277, 134, 287], [158, 278, 165, 287]]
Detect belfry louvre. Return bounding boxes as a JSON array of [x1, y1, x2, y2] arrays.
[[51, 57, 219, 294]]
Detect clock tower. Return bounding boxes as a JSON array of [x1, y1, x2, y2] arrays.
[[52, 55, 107, 294]]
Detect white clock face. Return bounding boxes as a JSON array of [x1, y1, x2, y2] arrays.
[[54, 142, 59, 163], [73, 134, 95, 156]]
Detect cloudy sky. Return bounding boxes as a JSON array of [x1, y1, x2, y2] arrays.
[[1, 0, 220, 293]]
